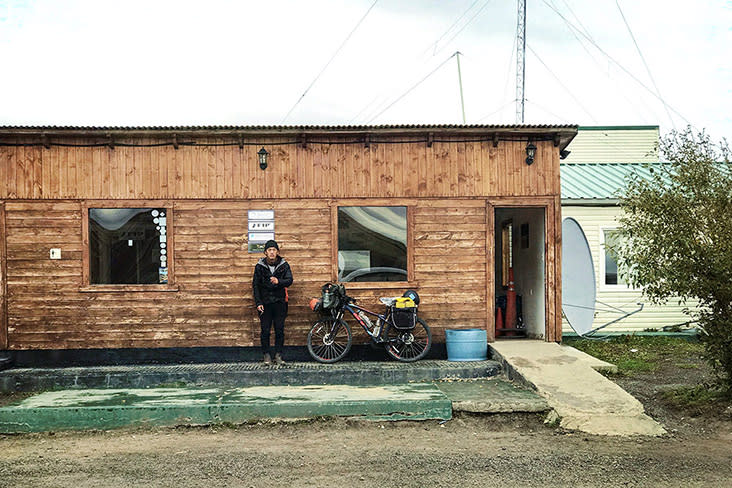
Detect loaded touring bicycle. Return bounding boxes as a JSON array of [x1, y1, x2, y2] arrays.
[[308, 284, 431, 363]]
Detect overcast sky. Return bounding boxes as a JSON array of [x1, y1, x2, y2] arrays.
[[1, 0, 730, 142]]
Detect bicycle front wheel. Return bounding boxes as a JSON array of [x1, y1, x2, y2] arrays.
[[307, 318, 352, 363], [384, 317, 432, 362]]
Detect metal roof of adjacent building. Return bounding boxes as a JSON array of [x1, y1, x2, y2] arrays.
[[560, 162, 670, 201]]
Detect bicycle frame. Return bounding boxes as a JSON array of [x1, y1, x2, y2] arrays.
[[337, 302, 390, 343]]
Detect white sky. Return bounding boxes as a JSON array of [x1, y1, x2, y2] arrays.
[[1, 0, 730, 142]]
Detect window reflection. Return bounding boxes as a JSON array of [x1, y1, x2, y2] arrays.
[[89, 208, 168, 284], [603, 229, 625, 286], [337, 206, 407, 282]]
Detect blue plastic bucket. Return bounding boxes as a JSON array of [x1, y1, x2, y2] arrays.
[[445, 328, 488, 361]]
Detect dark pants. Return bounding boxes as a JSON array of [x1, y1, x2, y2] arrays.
[[260, 301, 287, 356]]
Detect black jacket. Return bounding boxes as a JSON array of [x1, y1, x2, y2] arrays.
[[252, 256, 293, 306]]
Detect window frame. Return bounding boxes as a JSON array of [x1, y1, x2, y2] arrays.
[[80, 200, 178, 292], [599, 226, 630, 291], [330, 201, 417, 290]]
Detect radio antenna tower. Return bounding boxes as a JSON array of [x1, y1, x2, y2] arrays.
[[515, 0, 526, 123]]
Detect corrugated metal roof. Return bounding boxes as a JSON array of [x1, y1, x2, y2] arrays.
[[561, 162, 670, 200], [0, 123, 577, 131]]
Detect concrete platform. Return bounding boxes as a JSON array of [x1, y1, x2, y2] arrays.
[[0, 359, 501, 393], [0, 383, 453, 433], [0, 376, 551, 433], [490, 340, 667, 437], [436, 378, 550, 413]]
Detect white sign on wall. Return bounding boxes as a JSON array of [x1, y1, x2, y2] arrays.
[[248, 210, 275, 253]]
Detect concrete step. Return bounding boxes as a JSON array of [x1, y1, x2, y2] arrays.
[[0, 383, 454, 433], [0, 359, 502, 393], [0, 377, 551, 433]]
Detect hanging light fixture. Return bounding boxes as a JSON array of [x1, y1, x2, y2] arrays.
[[525, 141, 537, 165], [258, 147, 269, 170]]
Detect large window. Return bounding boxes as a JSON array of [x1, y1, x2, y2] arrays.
[[89, 208, 169, 285], [603, 229, 627, 286], [337, 206, 407, 282]]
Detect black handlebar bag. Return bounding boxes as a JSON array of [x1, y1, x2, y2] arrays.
[[321, 283, 346, 310]]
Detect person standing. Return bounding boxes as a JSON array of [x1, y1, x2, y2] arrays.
[[252, 240, 293, 365]]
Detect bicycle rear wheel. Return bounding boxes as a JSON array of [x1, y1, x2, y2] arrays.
[[384, 317, 432, 362], [307, 318, 352, 363]]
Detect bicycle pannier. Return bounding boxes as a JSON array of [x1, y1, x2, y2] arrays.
[[391, 305, 417, 330]]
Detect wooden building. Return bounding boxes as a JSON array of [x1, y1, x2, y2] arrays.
[[0, 124, 577, 355]]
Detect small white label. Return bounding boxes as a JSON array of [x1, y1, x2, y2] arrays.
[[49, 248, 61, 260], [248, 210, 274, 220], [249, 232, 275, 242], [248, 221, 275, 231]]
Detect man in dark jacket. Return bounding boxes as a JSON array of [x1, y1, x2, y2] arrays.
[[252, 240, 293, 365]]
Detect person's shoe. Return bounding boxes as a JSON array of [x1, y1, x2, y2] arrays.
[[262, 353, 272, 366], [274, 353, 286, 366]]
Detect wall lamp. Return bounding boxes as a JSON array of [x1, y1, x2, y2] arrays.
[[525, 141, 537, 165], [258, 147, 269, 170]]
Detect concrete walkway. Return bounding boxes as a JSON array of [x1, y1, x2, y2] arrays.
[[490, 340, 667, 437]]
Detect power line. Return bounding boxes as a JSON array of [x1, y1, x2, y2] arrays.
[[525, 99, 574, 124], [424, 0, 482, 56], [281, 0, 379, 124], [474, 99, 515, 123], [615, 0, 675, 130], [433, 0, 495, 57], [366, 53, 458, 124], [355, 1, 494, 125], [540, 0, 691, 126], [527, 44, 598, 123], [547, 0, 651, 122]]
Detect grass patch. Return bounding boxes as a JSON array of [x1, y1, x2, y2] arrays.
[[564, 335, 704, 377], [660, 385, 732, 415]]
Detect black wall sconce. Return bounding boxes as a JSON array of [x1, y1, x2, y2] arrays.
[[525, 141, 537, 165], [258, 147, 269, 170]]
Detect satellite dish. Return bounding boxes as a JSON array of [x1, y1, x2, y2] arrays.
[[561, 217, 597, 336]]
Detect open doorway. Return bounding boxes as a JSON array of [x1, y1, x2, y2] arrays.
[[494, 207, 546, 339]]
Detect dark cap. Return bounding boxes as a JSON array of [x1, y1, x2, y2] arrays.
[[264, 239, 279, 251]]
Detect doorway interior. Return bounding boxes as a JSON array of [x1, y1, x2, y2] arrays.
[[494, 207, 546, 339]]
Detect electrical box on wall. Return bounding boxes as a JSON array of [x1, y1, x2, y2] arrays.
[[49, 248, 61, 260]]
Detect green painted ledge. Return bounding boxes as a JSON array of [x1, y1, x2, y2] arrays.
[[0, 384, 452, 433]]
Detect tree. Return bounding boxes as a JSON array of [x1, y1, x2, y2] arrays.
[[615, 127, 732, 392]]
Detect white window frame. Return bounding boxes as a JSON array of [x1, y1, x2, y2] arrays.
[[599, 226, 631, 291]]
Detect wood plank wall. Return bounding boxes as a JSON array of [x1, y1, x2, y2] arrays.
[[3, 198, 495, 350], [0, 134, 563, 350], [0, 201, 6, 348], [0, 137, 560, 200]]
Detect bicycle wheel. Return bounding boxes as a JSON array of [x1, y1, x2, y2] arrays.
[[307, 318, 352, 363], [384, 317, 432, 362]]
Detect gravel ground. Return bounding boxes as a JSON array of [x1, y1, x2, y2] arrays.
[[0, 412, 730, 488], [2, 343, 731, 487]]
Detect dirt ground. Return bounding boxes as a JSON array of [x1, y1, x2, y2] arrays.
[[1, 351, 731, 487], [0, 413, 731, 488]]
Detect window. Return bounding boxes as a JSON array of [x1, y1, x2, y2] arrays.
[[337, 206, 407, 282], [89, 208, 169, 285], [603, 229, 626, 286]]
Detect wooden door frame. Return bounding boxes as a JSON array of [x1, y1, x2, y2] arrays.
[[486, 196, 562, 342], [0, 201, 7, 349]]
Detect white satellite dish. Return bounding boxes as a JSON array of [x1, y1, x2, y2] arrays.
[[561, 217, 597, 336]]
